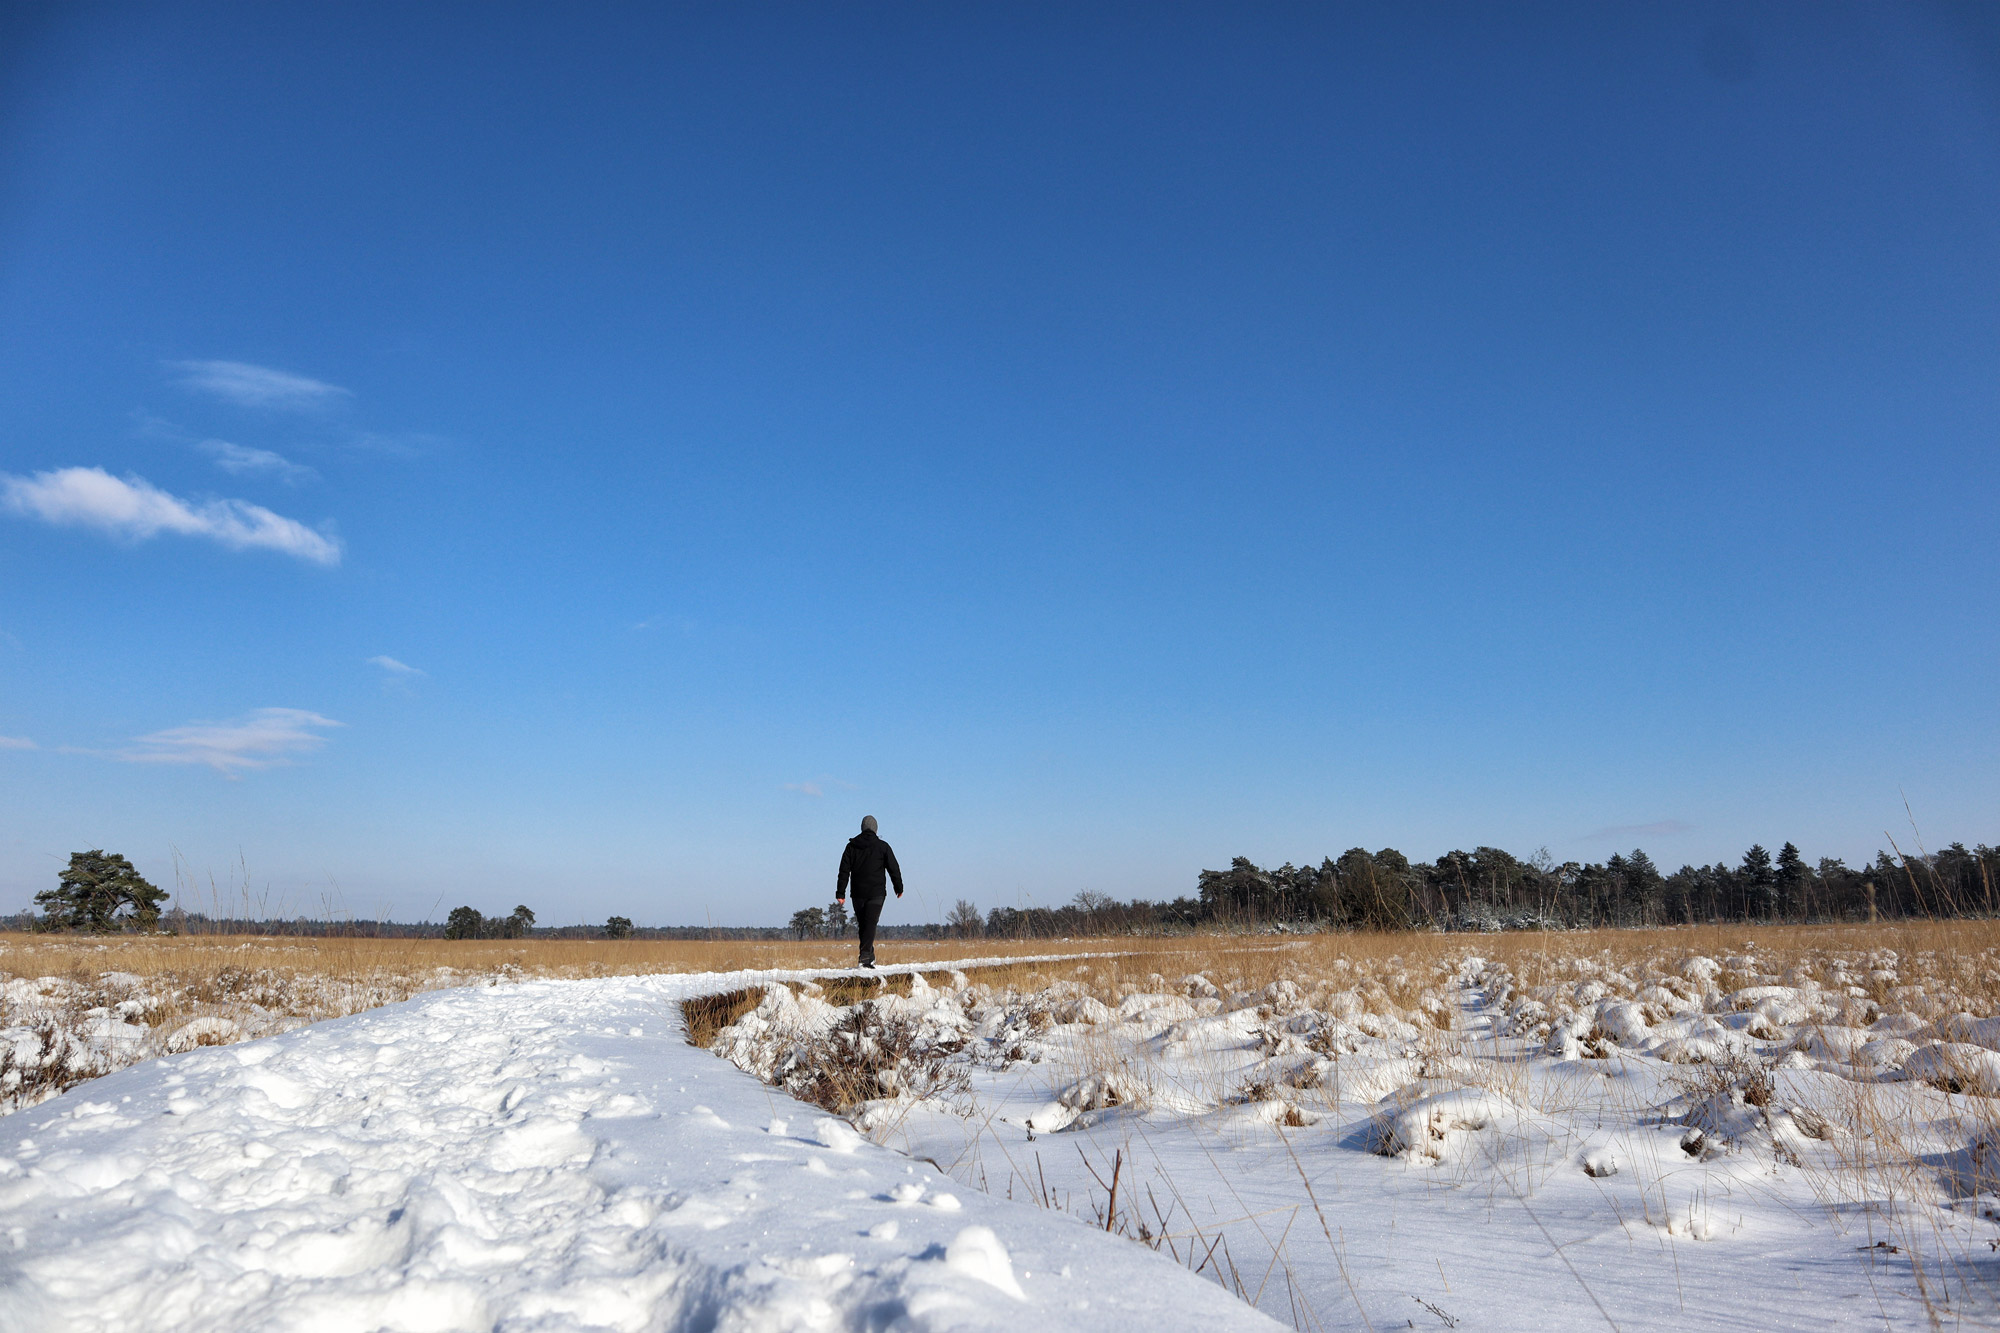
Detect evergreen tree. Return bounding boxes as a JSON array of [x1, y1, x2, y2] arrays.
[[604, 915, 633, 939], [789, 906, 825, 940], [1373, 849, 1415, 918], [1310, 857, 1343, 920], [1572, 861, 1612, 926], [444, 905, 484, 939], [502, 904, 536, 939], [1626, 849, 1665, 924], [1196, 858, 1278, 921], [1774, 843, 1810, 919], [1741, 844, 1778, 918], [1665, 865, 1701, 925], [1336, 848, 1411, 930], [1604, 853, 1631, 926], [36, 850, 166, 932], [826, 900, 850, 937]]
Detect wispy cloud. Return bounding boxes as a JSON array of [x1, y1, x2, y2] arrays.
[[0, 735, 35, 751], [1584, 820, 1694, 841], [367, 655, 426, 697], [170, 360, 350, 411], [199, 439, 317, 484], [1, 466, 341, 565], [785, 781, 825, 797], [349, 430, 439, 460], [119, 708, 342, 776], [367, 655, 425, 677]]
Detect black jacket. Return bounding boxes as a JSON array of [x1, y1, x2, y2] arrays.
[[837, 830, 903, 900]]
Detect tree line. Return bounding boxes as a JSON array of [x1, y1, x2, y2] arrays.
[[972, 839, 2000, 937], [16, 838, 1998, 938]]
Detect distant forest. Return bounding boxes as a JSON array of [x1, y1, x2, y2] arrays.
[[6, 838, 1995, 939], [979, 840, 2000, 938]]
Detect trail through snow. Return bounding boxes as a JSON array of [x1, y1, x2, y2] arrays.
[[0, 964, 1279, 1333]]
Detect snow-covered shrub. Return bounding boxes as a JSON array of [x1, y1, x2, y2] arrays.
[[709, 988, 973, 1117]]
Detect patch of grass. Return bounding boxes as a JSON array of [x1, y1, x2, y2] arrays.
[[681, 987, 766, 1048]]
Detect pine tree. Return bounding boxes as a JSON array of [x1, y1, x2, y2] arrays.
[[1741, 845, 1778, 918], [790, 906, 825, 940], [1310, 858, 1342, 921], [1335, 848, 1411, 930], [35, 850, 166, 932], [604, 916, 633, 939], [1627, 849, 1665, 924], [1604, 853, 1631, 925], [1774, 843, 1810, 920], [444, 905, 484, 939]]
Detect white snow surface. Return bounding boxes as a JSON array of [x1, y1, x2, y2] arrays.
[[0, 963, 1279, 1333], [711, 953, 2000, 1330]]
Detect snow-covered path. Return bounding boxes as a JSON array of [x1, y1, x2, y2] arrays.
[[0, 966, 1280, 1333]]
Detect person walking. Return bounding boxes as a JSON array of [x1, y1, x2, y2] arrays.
[[835, 815, 903, 969]]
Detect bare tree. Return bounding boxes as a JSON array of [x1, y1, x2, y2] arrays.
[[945, 899, 984, 939]]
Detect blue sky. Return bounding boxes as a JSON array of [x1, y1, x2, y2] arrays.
[[2, 4, 1996, 925]]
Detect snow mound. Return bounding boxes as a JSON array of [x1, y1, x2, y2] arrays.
[[1906, 1042, 2000, 1096], [163, 1016, 241, 1052], [945, 1225, 1026, 1299], [1023, 1067, 1148, 1133], [1374, 1088, 1536, 1163]]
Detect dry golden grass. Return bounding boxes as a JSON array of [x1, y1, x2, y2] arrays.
[[945, 919, 2000, 1017], [0, 931, 1109, 993], [16, 919, 2000, 1033], [1476, 918, 2000, 1018]]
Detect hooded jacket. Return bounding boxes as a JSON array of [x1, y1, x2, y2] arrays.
[[836, 829, 903, 900]]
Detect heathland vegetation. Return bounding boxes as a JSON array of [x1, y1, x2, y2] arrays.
[[698, 919, 2000, 1325]]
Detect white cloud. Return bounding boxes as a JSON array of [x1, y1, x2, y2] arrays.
[[199, 439, 317, 484], [119, 708, 343, 776], [785, 781, 825, 797], [367, 655, 425, 676], [0, 735, 35, 750], [170, 360, 350, 410], [1, 466, 341, 566], [349, 430, 438, 459]]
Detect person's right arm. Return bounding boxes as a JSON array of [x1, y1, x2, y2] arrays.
[[836, 843, 852, 901]]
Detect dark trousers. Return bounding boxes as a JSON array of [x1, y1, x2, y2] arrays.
[[853, 893, 886, 963]]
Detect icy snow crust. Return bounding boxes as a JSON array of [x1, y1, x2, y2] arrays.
[[712, 949, 2000, 1329], [0, 961, 1279, 1333]]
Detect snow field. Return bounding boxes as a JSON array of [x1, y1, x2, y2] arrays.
[[0, 948, 538, 1115], [0, 933, 1001, 1117], [0, 961, 1280, 1332], [710, 936, 2000, 1329]]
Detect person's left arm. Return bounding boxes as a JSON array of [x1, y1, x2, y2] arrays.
[[885, 844, 903, 897]]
